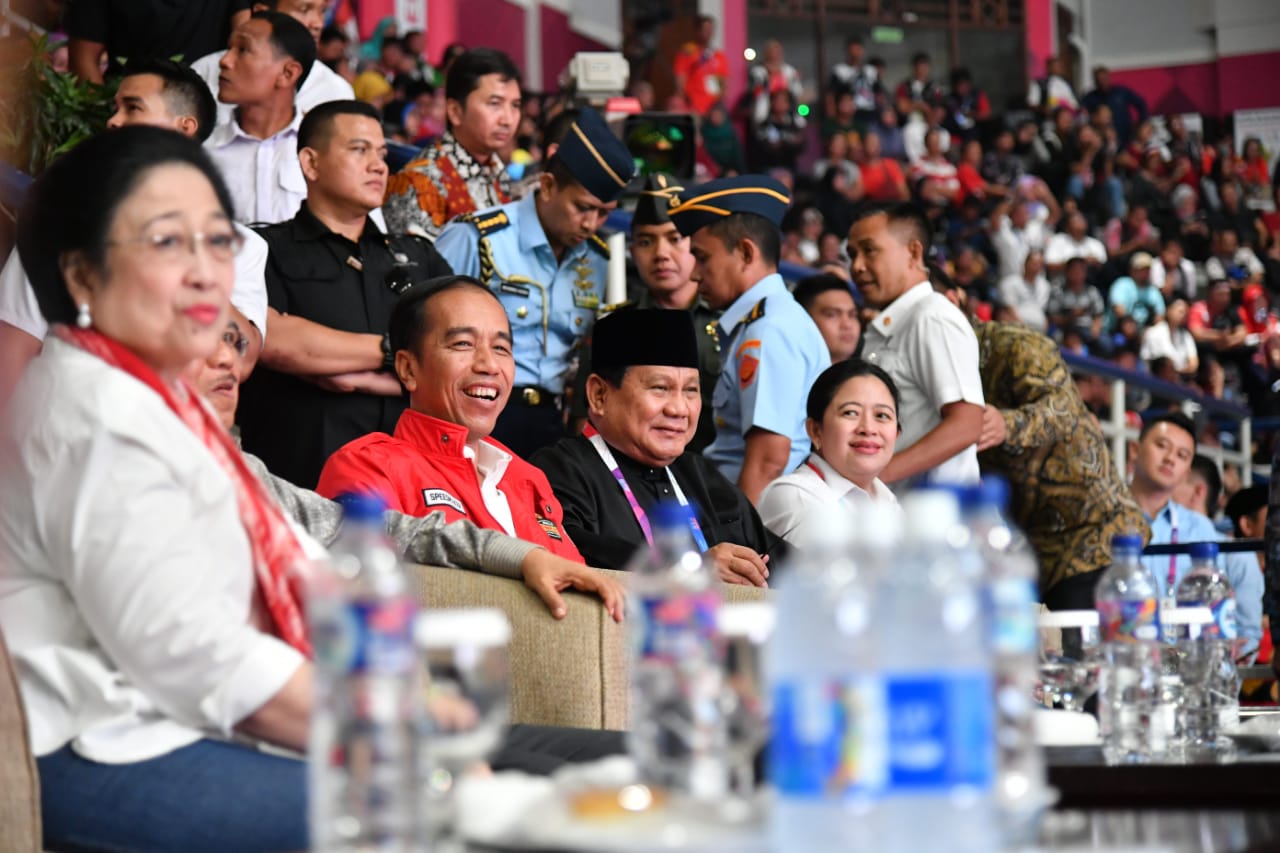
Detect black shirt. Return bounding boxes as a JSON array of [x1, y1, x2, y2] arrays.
[[531, 434, 780, 570], [237, 203, 452, 488], [66, 0, 253, 68]]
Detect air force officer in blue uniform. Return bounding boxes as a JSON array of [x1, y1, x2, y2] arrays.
[[669, 175, 830, 505]]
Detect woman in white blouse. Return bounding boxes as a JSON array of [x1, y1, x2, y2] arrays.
[[758, 359, 901, 547], [2, 127, 624, 851], [1139, 297, 1199, 376]]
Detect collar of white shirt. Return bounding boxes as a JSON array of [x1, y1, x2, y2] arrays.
[[206, 105, 303, 148], [868, 279, 932, 338], [807, 452, 894, 503], [463, 441, 516, 536]]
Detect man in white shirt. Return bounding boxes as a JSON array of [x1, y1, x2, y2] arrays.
[[190, 0, 354, 127], [0, 58, 268, 405], [991, 194, 1057, 278], [850, 202, 985, 489], [1044, 211, 1108, 276], [204, 11, 315, 225], [998, 249, 1052, 333]]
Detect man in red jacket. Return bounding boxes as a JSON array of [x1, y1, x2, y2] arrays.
[[317, 275, 584, 562]]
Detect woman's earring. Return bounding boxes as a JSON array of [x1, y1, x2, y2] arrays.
[[76, 302, 91, 329]]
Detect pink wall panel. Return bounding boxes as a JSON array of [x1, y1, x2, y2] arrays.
[[1023, 0, 1055, 81], [539, 6, 607, 93], [456, 0, 527, 70], [1216, 51, 1280, 114], [1110, 61, 1221, 116]]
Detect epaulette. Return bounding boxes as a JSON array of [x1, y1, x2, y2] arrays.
[[587, 233, 611, 258], [469, 209, 510, 238], [598, 300, 632, 316], [742, 298, 767, 326]]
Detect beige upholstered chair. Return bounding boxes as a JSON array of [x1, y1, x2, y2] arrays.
[[0, 626, 41, 851]]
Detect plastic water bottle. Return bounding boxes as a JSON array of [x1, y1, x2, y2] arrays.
[[878, 490, 997, 853], [627, 501, 727, 799], [1095, 533, 1166, 765], [963, 478, 1046, 838], [1175, 541, 1242, 747], [768, 502, 896, 852], [308, 493, 423, 851]]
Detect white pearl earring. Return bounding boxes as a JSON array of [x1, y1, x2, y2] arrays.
[[76, 302, 91, 329]]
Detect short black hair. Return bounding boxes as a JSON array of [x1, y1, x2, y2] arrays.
[[806, 358, 901, 425], [545, 154, 581, 191], [388, 275, 505, 356], [1226, 485, 1267, 536], [794, 273, 854, 312], [445, 48, 521, 109], [1139, 411, 1197, 447], [851, 202, 932, 259], [1187, 454, 1223, 519], [703, 212, 781, 268], [912, 51, 930, 66], [542, 107, 582, 149], [17, 126, 235, 326], [846, 34, 863, 47], [121, 58, 218, 143], [251, 10, 316, 92], [297, 99, 381, 152], [319, 25, 348, 45]]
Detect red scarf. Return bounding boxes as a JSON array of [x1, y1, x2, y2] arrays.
[[55, 326, 313, 657]]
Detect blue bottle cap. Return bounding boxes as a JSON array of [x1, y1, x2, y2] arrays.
[[1188, 541, 1219, 561], [977, 476, 1010, 512], [336, 491, 388, 523], [1112, 533, 1144, 552], [918, 482, 979, 509], [650, 500, 695, 529]]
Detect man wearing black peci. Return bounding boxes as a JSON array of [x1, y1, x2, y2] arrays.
[[532, 309, 778, 585]]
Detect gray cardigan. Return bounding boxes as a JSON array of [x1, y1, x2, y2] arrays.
[[242, 451, 535, 580]]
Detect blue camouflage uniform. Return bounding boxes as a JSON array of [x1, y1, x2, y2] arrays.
[[434, 191, 610, 393], [707, 273, 830, 484]]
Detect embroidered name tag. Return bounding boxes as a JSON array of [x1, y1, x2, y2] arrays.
[[499, 281, 531, 297], [537, 517, 564, 541], [422, 489, 466, 514]]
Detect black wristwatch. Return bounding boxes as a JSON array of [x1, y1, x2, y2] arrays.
[[380, 332, 395, 371]]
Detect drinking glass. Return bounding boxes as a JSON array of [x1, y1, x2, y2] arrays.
[[415, 608, 511, 849], [717, 602, 775, 817], [1037, 610, 1101, 712]]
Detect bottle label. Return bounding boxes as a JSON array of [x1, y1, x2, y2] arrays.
[[884, 672, 994, 791], [311, 597, 416, 674], [1098, 598, 1160, 643], [636, 591, 721, 662], [1211, 598, 1239, 640], [770, 677, 886, 798], [991, 577, 1038, 654]]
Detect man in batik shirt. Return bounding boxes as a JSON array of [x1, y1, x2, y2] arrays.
[[384, 48, 520, 240], [974, 320, 1149, 609]]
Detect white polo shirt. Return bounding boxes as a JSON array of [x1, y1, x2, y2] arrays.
[[860, 281, 985, 490]]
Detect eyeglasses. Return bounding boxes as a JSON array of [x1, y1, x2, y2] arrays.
[[221, 326, 250, 358], [106, 229, 246, 264]]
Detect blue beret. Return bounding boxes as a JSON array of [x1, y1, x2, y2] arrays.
[[669, 174, 791, 237], [554, 107, 636, 203]]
